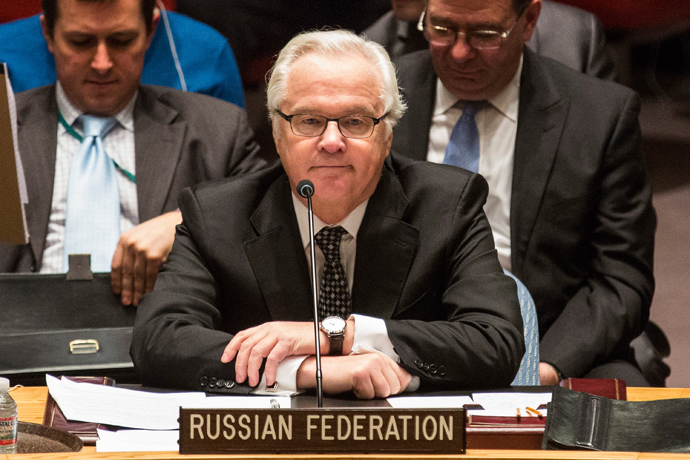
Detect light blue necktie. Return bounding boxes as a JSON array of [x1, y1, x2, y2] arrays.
[[63, 115, 120, 272], [443, 101, 484, 173]]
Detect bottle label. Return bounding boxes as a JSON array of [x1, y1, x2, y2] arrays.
[[0, 417, 17, 445]]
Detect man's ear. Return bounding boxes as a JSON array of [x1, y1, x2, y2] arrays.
[[40, 14, 55, 54], [521, 0, 542, 43], [146, 9, 161, 49], [272, 122, 283, 157]]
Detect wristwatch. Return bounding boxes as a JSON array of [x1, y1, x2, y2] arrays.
[[319, 316, 347, 356]]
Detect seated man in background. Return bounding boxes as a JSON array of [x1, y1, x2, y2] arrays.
[[392, 0, 656, 385], [0, 3, 245, 107], [363, 0, 616, 80], [131, 29, 524, 397], [0, 0, 268, 306]]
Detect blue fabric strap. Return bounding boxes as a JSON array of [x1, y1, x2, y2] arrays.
[[63, 115, 120, 272], [443, 100, 484, 173]]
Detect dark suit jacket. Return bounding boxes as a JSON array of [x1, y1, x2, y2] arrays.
[[363, 0, 616, 80], [0, 84, 268, 273], [131, 155, 525, 394], [392, 48, 656, 379]]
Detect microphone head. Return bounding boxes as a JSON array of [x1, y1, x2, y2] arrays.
[[296, 180, 315, 198]]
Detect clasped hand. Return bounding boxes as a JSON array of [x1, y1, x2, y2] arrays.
[[111, 210, 182, 306], [222, 320, 412, 399]]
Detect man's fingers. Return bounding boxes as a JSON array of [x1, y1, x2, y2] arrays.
[[110, 243, 124, 295], [234, 331, 269, 383], [394, 362, 413, 392], [222, 325, 262, 363], [119, 242, 136, 306], [350, 354, 410, 399], [132, 249, 147, 306], [262, 342, 292, 386], [145, 257, 162, 294], [222, 335, 245, 364], [244, 336, 281, 387], [353, 360, 392, 399]]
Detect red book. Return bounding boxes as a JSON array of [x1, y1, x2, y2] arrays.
[[42, 376, 115, 445], [559, 377, 627, 400]]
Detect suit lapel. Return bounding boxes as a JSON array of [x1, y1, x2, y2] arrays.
[[16, 86, 59, 266], [393, 51, 436, 160], [133, 87, 186, 221], [510, 49, 569, 276], [245, 175, 314, 321], [352, 166, 418, 319]]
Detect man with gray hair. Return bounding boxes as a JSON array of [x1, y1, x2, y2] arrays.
[[393, 0, 656, 386], [131, 29, 524, 398]]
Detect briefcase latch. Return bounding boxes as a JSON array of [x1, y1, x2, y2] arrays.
[[69, 339, 100, 354]]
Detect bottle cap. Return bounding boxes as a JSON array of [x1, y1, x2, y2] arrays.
[[0, 377, 9, 391]]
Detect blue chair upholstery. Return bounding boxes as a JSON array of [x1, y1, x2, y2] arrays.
[[0, 10, 245, 107], [504, 270, 540, 386]]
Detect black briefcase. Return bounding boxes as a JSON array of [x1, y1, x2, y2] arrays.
[[0, 272, 138, 385]]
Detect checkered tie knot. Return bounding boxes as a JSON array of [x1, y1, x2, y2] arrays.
[[315, 226, 351, 319]]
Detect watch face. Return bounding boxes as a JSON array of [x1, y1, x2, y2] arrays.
[[322, 316, 346, 333]]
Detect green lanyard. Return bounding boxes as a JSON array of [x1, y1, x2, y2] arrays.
[[59, 111, 136, 184]]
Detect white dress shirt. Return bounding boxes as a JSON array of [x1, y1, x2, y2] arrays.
[[41, 83, 139, 273], [252, 193, 419, 394], [427, 57, 523, 271]]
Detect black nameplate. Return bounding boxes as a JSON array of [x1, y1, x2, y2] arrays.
[[179, 408, 465, 455]]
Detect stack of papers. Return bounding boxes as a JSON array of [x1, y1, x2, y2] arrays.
[[387, 392, 552, 417], [45, 375, 291, 452]]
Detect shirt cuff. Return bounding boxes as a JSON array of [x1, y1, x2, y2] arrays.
[[351, 314, 420, 393], [350, 314, 399, 360], [251, 355, 309, 396]]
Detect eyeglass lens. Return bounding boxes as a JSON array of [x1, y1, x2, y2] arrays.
[[291, 114, 376, 138]]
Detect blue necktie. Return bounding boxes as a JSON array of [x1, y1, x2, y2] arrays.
[[63, 115, 120, 272], [443, 101, 484, 173]]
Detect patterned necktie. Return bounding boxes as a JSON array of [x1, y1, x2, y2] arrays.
[[443, 100, 484, 173], [63, 114, 120, 272], [315, 226, 351, 319]]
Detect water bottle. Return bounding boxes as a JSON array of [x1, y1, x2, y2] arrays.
[[0, 377, 17, 454]]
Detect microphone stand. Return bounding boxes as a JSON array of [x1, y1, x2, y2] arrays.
[[298, 180, 323, 408]]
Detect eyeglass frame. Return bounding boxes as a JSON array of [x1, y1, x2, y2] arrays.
[[416, 7, 526, 50], [275, 110, 388, 139]]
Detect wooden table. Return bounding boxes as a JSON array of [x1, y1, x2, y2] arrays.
[[6, 386, 690, 459]]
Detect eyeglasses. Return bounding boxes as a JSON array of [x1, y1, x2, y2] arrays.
[[276, 110, 388, 139], [417, 9, 522, 50]]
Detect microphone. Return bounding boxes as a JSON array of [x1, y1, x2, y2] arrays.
[[297, 180, 323, 408], [297, 180, 314, 199]]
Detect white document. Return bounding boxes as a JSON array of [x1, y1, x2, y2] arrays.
[[386, 395, 474, 409], [96, 428, 179, 452], [46, 375, 206, 430], [470, 392, 552, 417], [47, 374, 293, 440]]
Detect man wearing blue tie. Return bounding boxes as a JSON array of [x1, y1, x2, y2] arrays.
[[391, 0, 656, 385], [0, 0, 267, 305]]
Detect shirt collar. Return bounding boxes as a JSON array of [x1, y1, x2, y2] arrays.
[[434, 53, 523, 123], [292, 192, 368, 249], [56, 81, 137, 132]]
